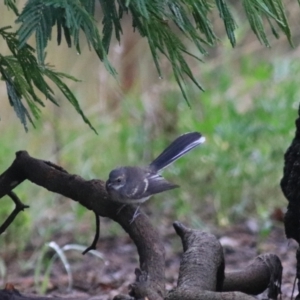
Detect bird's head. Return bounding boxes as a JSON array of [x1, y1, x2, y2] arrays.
[[106, 167, 127, 191]]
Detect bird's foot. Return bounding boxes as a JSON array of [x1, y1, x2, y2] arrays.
[[129, 206, 140, 224], [116, 204, 127, 215]]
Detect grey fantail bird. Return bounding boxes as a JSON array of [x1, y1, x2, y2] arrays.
[[106, 132, 205, 206]]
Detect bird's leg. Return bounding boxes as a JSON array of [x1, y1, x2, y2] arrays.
[[116, 204, 127, 215], [129, 205, 141, 224], [116, 204, 141, 224]]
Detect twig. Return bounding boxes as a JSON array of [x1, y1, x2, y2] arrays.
[[42, 160, 68, 173], [82, 211, 100, 255], [0, 191, 29, 234]]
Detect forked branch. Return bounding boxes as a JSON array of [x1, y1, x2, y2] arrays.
[[0, 151, 282, 300], [0, 191, 29, 234]]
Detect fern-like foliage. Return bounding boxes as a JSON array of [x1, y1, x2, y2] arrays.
[[15, 0, 293, 102], [4, 0, 18, 15], [16, 0, 116, 76], [0, 0, 294, 129], [242, 0, 292, 47], [0, 26, 96, 132], [215, 0, 237, 47]]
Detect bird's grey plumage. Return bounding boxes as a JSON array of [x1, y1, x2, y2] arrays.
[[106, 132, 205, 204], [107, 167, 178, 203]]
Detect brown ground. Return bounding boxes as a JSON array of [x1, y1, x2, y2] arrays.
[[0, 218, 298, 300]]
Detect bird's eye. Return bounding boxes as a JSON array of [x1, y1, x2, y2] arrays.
[[116, 178, 122, 183]]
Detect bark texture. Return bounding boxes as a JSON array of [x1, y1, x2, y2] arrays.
[[281, 105, 300, 297]]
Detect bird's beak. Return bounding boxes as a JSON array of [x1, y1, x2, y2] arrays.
[[106, 181, 112, 190]]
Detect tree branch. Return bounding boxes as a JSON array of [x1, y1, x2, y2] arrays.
[[0, 151, 165, 298], [0, 151, 282, 300], [0, 191, 29, 234]]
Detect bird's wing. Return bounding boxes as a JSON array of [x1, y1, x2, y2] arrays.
[[122, 169, 178, 200], [144, 174, 179, 196]]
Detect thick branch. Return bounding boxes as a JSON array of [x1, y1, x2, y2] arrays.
[[0, 151, 283, 300], [172, 221, 224, 291], [165, 222, 280, 300], [0, 151, 165, 299], [166, 222, 229, 300], [223, 253, 282, 298]]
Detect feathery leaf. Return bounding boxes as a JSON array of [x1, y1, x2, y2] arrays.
[[16, 0, 116, 75], [43, 68, 97, 134], [0, 26, 93, 131], [4, 0, 19, 15]]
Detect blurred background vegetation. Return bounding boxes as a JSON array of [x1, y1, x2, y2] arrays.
[[0, 0, 299, 263]]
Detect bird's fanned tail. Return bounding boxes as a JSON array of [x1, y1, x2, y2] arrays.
[[149, 132, 205, 172]]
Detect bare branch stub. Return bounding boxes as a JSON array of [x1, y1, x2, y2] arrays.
[[223, 253, 282, 299], [166, 222, 280, 300], [170, 221, 225, 295]]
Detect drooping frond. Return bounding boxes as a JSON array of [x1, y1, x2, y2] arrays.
[[16, 0, 116, 75], [15, 0, 293, 103], [0, 27, 96, 132], [4, 0, 19, 15], [242, 0, 292, 47], [119, 0, 206, 102], [264, 0, 292, 46], [0, 0, 295, 128], [215, 0, 237, 47], [43, 68, 97, 134], [99, 0, 123, 52], [114, 0, 291, 101]]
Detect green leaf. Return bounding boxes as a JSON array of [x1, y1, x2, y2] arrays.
[[0, 65, 30, 130], [43, 68, 97, 134], [16, 0, 116, 75], [264, 0, 293, 46], [215, 0, 237, 47], [8, 0, 296, 111], [17, 1, 53, 64], [99, 0, 123, 51], [80, 0, 95, 15], [243, 0, 270, 47], [0, 27, 93, 131], [4, 0, 19, 15]]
